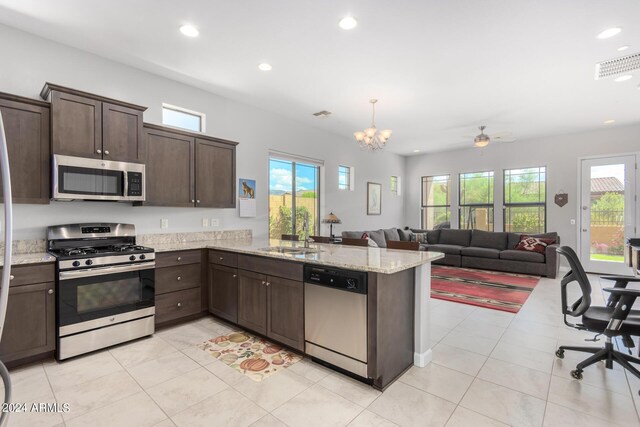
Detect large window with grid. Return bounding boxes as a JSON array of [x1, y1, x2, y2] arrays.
[[421, 175, 451, 229], [503, 166, 546, 233], [459, 171, 494, 231]]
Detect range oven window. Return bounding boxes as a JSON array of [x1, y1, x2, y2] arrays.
[[77, 278, 142, 314], [58, 165, 124, 196]]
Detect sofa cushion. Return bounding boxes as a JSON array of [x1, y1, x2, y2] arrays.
[[508, 232, 558, 249], [470, 230, 508, 250], [500, 249, 545, 263], [427, 229, 441, 244], [398, 229, 413, 241], [439, 229, 472, 246], [461, 247, 501, 259], [382, 228, 400, 242], [342, 231, 365, 239], [427, 244, 464, 255], [367, 230, 387, 248]]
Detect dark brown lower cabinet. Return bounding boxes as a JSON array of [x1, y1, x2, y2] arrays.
[[266, 276, 304, 351], [0, 281, 55, 363], [208, 265, 238, 323], [236, 269, 304, 351], [155, 288, 201, 324], [237, 270, 267, 335]]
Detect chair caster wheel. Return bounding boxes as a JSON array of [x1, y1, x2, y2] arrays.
[[555, 349, 564, 359], [570, 370, 583, 380]]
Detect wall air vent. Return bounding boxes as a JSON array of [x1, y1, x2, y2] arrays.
[[312, 110, 332, 118], [595, 52, 640, 80]]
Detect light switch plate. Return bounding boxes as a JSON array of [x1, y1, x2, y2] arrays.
[[160, 219, 169, 229], [211, 218, 220, 227], [202, 218, 210, 228]]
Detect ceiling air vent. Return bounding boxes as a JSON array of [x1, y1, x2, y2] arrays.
[[595, 52, 640, 80], [312, 110, 332, 118]]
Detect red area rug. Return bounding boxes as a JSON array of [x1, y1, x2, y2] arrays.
[[431, 266, 540, 313]]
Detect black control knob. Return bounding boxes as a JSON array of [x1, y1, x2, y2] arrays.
[[129, 255, 136, 261], [139, 254, 146, 260], [85, 259, 93, 266], [72, 261, 80, 267], [346, 278, 357, 289]]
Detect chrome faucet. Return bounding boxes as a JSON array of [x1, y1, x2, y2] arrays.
[[302, 211, 312, 248]]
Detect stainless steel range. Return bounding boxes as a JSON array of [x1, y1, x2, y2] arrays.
[[47, 223, 155, 360]]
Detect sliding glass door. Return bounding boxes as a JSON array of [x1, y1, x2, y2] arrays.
[[269, 157, 320, 240]]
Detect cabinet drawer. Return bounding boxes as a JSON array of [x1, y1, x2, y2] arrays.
[[0, 263, 55, 287], [155, 250, 201, 268], [155, 264, 201, 294], [155, 288, 201, 324], [238, 255, 303, 281], [209, 250, 237, 268]]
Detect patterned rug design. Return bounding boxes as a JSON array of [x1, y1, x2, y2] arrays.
[[431, 266, 540, 313], [197, 331, 302, 382]]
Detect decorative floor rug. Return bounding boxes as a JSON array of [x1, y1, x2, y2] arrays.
[[197, 331, 302, 382], [431, 266, 540, 313]]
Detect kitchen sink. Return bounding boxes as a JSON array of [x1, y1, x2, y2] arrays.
[[259, 246, 322, 255]]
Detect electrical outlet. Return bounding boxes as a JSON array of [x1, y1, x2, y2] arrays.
[[160, 219, 169, 229], [570, 219, 576, 225], [202, 218, 210, 228], [211, 218, 219, 227]]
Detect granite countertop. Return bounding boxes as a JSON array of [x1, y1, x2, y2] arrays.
[[0, 252, 55, 266], [152, 237, 444, 274]]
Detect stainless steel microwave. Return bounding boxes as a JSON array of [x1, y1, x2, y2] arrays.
[[52, 154, 145, 201]]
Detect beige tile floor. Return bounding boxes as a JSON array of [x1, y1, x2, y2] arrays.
[[2, 273, 640, 426]]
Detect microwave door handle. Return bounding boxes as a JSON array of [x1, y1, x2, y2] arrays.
[[59, 262, 155, 280], [123, 171, 128, 198]]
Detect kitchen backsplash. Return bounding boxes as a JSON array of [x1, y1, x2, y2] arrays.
[[137, 229, 252, 246]]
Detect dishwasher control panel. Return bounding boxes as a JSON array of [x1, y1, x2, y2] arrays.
[[303, 265, 367, 294]]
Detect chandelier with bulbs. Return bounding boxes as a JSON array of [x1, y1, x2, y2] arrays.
[[353, 99, 392, 151]]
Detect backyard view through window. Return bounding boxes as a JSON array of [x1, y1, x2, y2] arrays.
[[589, 164, 626, 263], [421, 175, 450, 229], [504, 167, 546, 233], [269, 158, 320, 240], [459, 171, 494, 231]]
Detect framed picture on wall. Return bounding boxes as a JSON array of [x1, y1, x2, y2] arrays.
[[367, 182, 382, 215]]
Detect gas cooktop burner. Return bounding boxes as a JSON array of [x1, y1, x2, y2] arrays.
[[109, 244, 148, 252], [51, 245, 154, 260]]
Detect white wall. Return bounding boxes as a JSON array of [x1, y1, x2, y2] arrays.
[[0, 24, 405, 240], [405, 124, 640, 251]]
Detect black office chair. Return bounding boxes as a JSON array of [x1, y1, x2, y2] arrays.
[[555, 246, 640, 392]]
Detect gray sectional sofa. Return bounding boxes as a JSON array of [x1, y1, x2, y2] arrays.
[[342, 228, 560, 278]]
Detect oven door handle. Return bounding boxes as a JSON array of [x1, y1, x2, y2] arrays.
[[59, 262, 155, 280]]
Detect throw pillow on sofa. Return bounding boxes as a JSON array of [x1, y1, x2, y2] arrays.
[[515, 235, 556, 254], [411, 232, 428, 244], [398, 229, 413, 241]]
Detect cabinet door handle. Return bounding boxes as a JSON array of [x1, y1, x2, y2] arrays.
[[232, 274, 237, 278], [104, 150, 110, 155], [48, 289, 54, 295], [9, 275, 14, 280], [219, 257, 224, 260], [261, 280, 266, 285], [177, 276, 182, 281], [96, 149, 102, 154], [196, 200, 200, 204], [177, 302, 182, 308], [266, 281, 270, 287], [177, 256, 182, 261], [191, 200, 195, 203]]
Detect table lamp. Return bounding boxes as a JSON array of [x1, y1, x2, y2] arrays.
[[322, 212, 341, 238]]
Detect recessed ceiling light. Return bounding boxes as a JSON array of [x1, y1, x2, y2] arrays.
[[597, 27, 622, 39], [603, 119, 615, 124], [179, 24, 199, 37], [614, 75, 632, 82], [617, 45, 629, 51], [413, 149, 421, 153], [338, 16, 358, 30], [258, 63, 272, 71]]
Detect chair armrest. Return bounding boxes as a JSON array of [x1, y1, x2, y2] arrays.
[[602, 277, 640, 307], [603, 287, 640, 297], [601, 276, 640, 283]]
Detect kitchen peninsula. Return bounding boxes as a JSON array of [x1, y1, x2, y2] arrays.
[[152, 237, 444, 390]]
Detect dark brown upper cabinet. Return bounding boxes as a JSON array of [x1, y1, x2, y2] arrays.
[[139, 123, 237, 208], [0, 92, 51, 204], [41, 83, 146, 163]]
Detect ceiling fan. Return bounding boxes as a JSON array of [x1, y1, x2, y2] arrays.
[[469, 125, 516, 148]]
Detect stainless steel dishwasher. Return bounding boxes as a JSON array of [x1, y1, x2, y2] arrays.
[[304, 265, 368, 378]]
